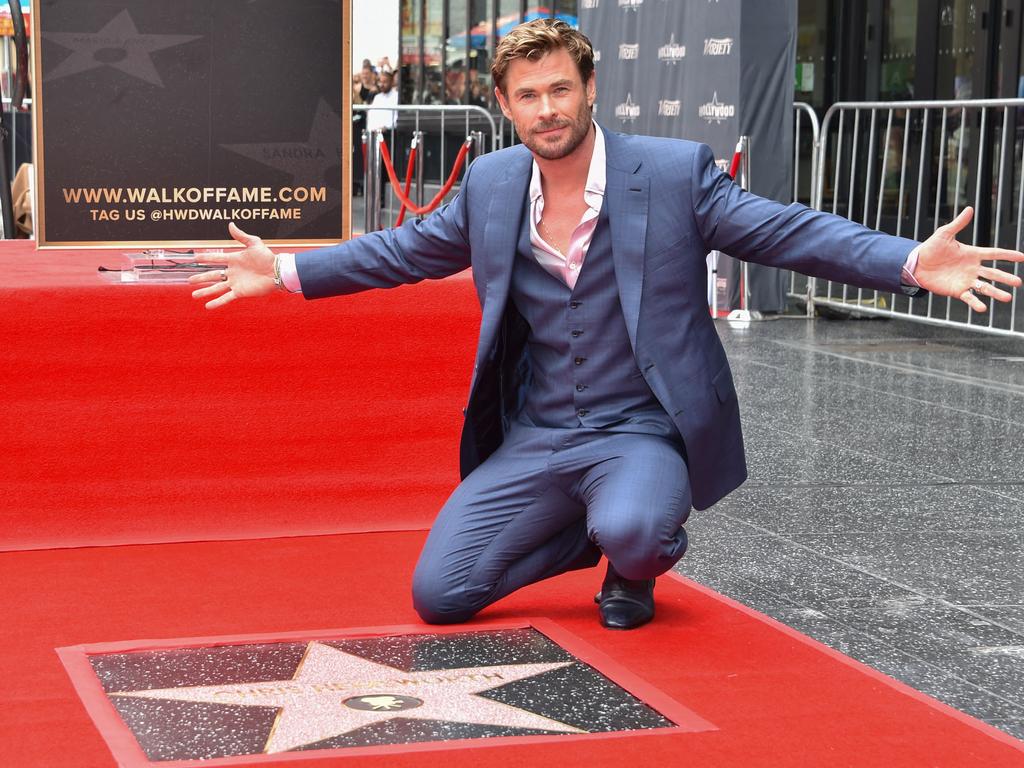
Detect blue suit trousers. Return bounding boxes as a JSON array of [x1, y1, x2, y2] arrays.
[[412, 424, 692, 624]]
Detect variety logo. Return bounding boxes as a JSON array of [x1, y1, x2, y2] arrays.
[[618, 0, 643, 10], [582, 0, 599, 8], [703, 37, 733, 56], [615, 93, 641, 122], [658, 99, 681, 117], [593, 49, 602, 62], [658, 34, 686, 64], [618, 43, 639, 60], [698, 91, 735, 124]]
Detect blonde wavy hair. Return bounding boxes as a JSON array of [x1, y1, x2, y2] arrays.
[[491, 19, 595, 94]]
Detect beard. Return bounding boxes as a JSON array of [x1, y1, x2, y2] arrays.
[[519, 100, 593, 161]]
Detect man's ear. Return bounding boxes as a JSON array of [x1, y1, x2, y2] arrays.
[[586, 72, 596, 107], [494, 86, 513, 120]]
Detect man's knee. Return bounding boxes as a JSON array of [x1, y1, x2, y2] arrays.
[[411, 567, 482, 625], [596, 520, 689, 580]]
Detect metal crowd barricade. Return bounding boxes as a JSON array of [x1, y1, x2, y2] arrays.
[[787, 102, 822, 315], [807, 98, 1024, 338], [353, 104, 500, 232]]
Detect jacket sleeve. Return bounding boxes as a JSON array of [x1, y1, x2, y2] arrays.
[[294, 160, 475, 299], [689, 143, 917, 293]]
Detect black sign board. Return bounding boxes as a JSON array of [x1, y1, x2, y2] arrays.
[[32, 0, 350, 247]]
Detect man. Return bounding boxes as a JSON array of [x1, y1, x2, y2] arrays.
[[351, 62, 378, 197], [366, 69, 398, 205], [192, 20, 1022, 630]]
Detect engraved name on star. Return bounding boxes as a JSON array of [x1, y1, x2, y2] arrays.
[[42, 9, 202, 87], [220, 99, 342, 237], [112, 641, 583, 753]]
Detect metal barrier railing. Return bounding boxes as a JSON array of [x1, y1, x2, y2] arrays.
[[788, 102, 822, 314], [353, 104, 499, 232], [807, 98, 1024, 338]]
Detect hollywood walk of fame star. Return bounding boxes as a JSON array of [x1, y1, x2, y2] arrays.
[[221, 99, 342, 237], [112, 641, 584, 753], [42, 9, 202, 88]]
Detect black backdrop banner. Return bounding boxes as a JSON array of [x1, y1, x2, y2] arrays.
[[32, 0, 350, 248], [581, 0, 797, 312]]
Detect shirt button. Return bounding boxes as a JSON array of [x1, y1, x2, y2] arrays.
[[577, 408, 589, 417], [569, 262, 579, 271], [570, 301, 581, 309], [576, 383, 587, 392], [571, 330, 583, 337], [574, 357, 586, 365]]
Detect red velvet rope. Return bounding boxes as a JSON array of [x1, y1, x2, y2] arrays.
[[379, 137, 473, 218], [728, 148, 742, 179], [394, 143, 419, 227]]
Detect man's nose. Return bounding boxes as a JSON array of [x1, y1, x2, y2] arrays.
[[538, 93, 557, 119]]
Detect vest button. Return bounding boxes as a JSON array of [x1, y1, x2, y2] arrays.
[[571, 329, 583, 337], [576, 383, 587, 392], [577, 408, 590, 417], [569, 300, 581, 309], [574, 357, 586, 365]]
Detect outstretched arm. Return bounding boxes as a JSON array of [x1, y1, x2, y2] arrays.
[[190, 160, 476, 309]]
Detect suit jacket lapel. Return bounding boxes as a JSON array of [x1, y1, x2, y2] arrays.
[[604, 129, 648, 352], [473, 148, 531, 372]]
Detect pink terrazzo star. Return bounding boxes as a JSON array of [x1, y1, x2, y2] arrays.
[[113, 641, 583, 752]]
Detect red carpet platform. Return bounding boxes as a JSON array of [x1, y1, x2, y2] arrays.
[[1, 242, 479, 550], [3, 242, 1022, 766], [3, 531, 1022, 767]]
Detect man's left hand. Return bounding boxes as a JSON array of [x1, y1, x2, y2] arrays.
[[915, 207, 1024, 312]]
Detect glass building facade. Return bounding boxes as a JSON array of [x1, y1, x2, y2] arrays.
[[399, 1, 577, 107], [398, 1, 1023, 111]]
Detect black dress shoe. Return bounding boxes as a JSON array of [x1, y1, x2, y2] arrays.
[[595, 562, 655, 630]]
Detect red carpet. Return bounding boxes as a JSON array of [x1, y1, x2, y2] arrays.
[[2, 531, 1022, 767], [4, 242, 1022, 766], [1, 243, 479, 550]]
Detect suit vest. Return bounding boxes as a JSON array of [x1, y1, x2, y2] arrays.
[[509, 202, 681, 442]]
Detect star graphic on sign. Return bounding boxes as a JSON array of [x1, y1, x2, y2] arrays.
[[112, 641, 583, 753], [42, 10, 202, 87], [221, 99, 342, 237]]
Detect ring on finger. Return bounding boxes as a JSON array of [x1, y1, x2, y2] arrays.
[[221, 270, 229, 282], [974, 279, 987, 292]]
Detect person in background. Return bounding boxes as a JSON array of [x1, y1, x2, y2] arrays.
[[351, 61, 378, 197], [367, 69, 399, 207]]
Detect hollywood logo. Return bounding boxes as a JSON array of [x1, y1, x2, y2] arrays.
[[698, 92, 735, 124], [658, 35, 686, 64], [618, 0, 643, 10], [618, 44, 639, 60], [703, 37, 733, 56], [615, 93, 641, 123], [582, 0, 599, 8], [593, 49, 602, 62], [658, 99, 681, 117]]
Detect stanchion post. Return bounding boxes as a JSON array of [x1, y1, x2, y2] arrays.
[[369, 129, 385, 232], [739, 135, 751, 315], [726, 135, 757, 324], [471, 130, 485, 162], [413, 130, 425, 209]]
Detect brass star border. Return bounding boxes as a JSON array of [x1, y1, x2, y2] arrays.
[[58, 619, 716, 766]]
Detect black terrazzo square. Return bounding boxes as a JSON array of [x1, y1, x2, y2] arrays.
[[63, 622, 710, 763]]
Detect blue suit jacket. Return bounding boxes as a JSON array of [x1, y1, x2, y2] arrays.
[[297, 127, 918, 510]]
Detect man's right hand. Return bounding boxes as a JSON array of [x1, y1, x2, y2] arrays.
[[189, 222, 278, 310]]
